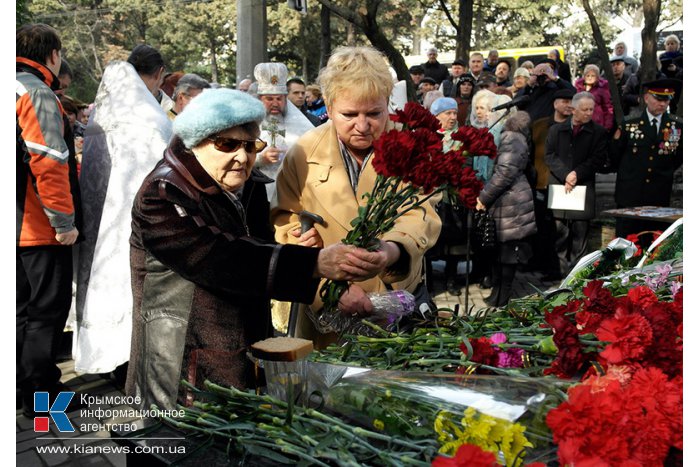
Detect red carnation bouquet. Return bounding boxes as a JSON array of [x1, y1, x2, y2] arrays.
[[315, 102, 491, 334]]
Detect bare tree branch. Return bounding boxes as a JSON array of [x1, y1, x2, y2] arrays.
[[437, 0, 458, 30], [581, 0, 624, 127]]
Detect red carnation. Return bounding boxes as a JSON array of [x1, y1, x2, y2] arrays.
[[460, 337, 499, 367], [393, 101, 441, 131], [544, 301, 591, 378], [452, 126, 498, 159], [596, 313, 653, 364], [432, 444, 497, 467], [547, 367, 681, 466], [372, 129, 419, 178], [581, 280, 615, 315], [627, 285, 658, 310]]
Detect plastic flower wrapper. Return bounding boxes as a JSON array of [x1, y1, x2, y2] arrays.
[[635, 218, 683, 267], [318, 369, 569, 466], [560, 237, 638, 288], [313, 102, 488, 335]]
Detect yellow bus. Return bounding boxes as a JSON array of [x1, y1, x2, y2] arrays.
[[404, 46, 565, 70]]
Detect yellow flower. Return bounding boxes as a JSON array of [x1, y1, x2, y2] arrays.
[[434, 408, 533, 466], [373, 419, 385, 431]]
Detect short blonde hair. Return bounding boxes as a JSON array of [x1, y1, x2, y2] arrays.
[[318, 46, 394, 107], [306, 84, 322, 100]]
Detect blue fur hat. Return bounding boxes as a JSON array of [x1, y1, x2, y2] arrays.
[[430, 97, 458, 116], [173, 88, 266, 148]]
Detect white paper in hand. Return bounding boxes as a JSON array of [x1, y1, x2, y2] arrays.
[[547, 184, 587, 211]]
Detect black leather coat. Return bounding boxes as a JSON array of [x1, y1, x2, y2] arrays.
[[125, 137, 321, 410]]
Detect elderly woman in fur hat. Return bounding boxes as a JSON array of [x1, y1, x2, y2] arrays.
[[126, 89, 388, 411]]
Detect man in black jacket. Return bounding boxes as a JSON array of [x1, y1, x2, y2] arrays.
[[518, 63, 576, 122], [545, 92, 607, 276], [530, 89, 574, 280], [422, 47, 449, 84]]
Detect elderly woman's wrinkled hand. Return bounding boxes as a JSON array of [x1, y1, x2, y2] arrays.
[[315, 243, 390, 282], [338, 284, 373, 317], [291, 227, 324, 248], [339, 241, 400, 281]]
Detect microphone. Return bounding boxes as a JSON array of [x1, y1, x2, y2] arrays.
[[491, 95, 531, 112]]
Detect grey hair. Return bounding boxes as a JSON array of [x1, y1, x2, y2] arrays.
[[172, 73, 211, 99], [664, 34, 680, 45], [572, 91, 594, 108], [503, 110, 531, 134], [470, 89, 514, 128]]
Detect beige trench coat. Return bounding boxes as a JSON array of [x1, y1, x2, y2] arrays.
[[271, 121, 441, 346]]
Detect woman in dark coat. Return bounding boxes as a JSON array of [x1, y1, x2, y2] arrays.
[[126, 89, 389, 411], [476, 111, 537, 307]]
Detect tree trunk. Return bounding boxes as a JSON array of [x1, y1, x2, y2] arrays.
[[320, 4, 332, 69], [317, 0, 416, 102], [412, 34, 421, 55], [456, 0, 474, 60], [641, 0, 661, 85], [474, 0, 483, 48], [581, 0, 624, 127], [210, 38, 219, 83], [346, 23, 356, 45]]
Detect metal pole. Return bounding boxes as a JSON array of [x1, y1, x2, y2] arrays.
[[236, 0, 268, 84], [462, 210, 473, 315]]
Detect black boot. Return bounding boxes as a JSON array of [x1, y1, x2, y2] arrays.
[[484, 263, 502, 306], [494, 264, 516, 307], [446, 278, 462, 296]]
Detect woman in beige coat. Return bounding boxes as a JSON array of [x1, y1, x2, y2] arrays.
[[271, 46, 441, 347]]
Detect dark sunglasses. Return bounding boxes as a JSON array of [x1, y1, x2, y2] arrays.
[[207, 136, 268, 153]]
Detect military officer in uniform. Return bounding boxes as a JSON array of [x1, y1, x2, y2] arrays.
[[611, 78, 682, 242]]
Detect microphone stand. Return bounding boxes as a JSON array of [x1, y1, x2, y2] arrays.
[[488, 106, 512, 131]]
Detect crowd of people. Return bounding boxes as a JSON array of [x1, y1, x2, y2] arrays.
[[410, 43, 682, 298], [16, 22, 682, 415]]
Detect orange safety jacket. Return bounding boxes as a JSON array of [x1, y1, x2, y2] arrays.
[[16, 57, 76, 246]]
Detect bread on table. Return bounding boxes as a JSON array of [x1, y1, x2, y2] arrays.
[[251, 337, 314, 362]]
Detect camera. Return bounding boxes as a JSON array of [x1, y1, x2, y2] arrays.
[[536, 74, 548, 86]]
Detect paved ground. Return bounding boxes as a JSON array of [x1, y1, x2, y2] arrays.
[[429, 258, 560, 314], [17, 260, 558, 466]]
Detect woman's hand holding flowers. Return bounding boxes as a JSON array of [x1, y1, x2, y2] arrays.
[[315, 243, 389, 281], [338, 284, 374, 317]]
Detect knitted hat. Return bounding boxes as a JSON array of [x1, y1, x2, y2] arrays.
[[514, 67, 530, 78], [253, 62, 289, 95], [173, 88, 265, 148], [429, 97, 458, 116]]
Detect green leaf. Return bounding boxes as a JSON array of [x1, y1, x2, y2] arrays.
[[243, 443, 297, 464]]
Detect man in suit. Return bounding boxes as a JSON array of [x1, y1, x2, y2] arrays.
[[611, 79, 682, 241], [545, 92, 607, 276]]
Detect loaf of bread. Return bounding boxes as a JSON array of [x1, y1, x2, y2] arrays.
[[251, 337, 314, 362]]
